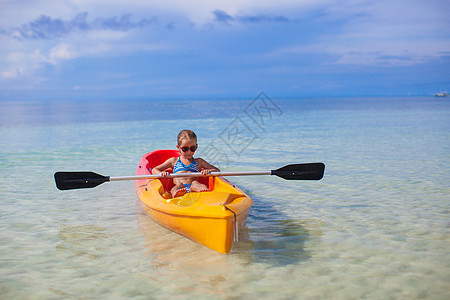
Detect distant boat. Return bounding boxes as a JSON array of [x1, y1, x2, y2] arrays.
[[435, 91, 449, 97]]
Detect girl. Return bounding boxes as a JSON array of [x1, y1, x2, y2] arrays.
[[151, 130, 220, 197]]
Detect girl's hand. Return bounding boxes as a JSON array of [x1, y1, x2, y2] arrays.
[[201, 169, 211, 175], [161, 171, 170, 177]]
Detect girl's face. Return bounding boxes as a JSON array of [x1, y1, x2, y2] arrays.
[[177, 138, 198, 158]]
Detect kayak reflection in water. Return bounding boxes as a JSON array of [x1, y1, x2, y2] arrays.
[[151, 129, 220, 198]]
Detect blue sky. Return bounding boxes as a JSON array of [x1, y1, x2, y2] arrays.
[[0, 0, 449, 100]]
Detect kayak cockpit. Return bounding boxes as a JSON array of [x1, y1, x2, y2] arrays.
[[136, 149, 214, 200]]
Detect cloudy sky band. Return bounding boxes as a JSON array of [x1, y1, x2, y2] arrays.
[[0, 0, 449, 99]]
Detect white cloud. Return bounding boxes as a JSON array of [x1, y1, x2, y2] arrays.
[[1, 67, 24, 79], [48, 43, 78, 64]]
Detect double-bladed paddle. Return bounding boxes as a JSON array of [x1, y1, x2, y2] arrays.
[[54, 163, 325, 191]]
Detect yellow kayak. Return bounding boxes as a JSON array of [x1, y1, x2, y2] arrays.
[[134, 149, 253, 254]]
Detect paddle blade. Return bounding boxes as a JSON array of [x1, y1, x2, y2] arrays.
[[272, 163, 325, 180], [54, 172, 110, 190]]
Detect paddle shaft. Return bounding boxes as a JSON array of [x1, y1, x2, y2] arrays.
[[109, 171, 271, 181]]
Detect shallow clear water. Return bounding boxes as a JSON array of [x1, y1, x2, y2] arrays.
[[1, 97, 449, 299]]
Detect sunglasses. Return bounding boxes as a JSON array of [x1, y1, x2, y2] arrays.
[[180, 145, 197, 152]]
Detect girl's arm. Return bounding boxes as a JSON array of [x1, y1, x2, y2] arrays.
[[196, 158, 220, 175], [151, 157, 176, 176]]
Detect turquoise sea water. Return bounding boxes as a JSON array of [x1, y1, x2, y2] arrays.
[[1, 96, 449, 299]]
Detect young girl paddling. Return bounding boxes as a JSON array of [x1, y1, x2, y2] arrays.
[[151, 130, 220, 198]]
